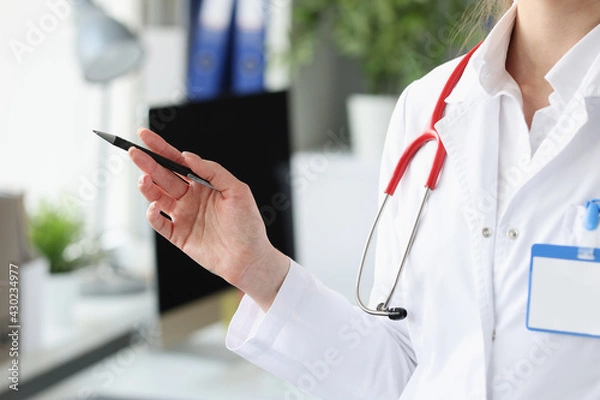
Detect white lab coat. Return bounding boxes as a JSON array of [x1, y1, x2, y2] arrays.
[[226, 20, 600, 400]]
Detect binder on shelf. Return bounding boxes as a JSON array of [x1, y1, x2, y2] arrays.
[[231, 0, 266, 95], [187, 0, 236, 100]]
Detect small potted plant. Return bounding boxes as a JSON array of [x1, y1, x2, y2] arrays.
[[290, 0, 474, 159], [28, 199, 97, 325], [29, 200, 86, 275]]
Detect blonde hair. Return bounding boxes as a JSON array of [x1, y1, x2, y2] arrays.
[[458, 0, 513, 50]]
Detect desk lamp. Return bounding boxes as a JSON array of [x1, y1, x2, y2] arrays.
[[74, 0, 146, 295]]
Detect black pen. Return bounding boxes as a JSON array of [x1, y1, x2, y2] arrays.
[[94, 130, 217, 191]]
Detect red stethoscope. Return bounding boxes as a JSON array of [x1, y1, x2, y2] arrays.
[[356, 43, 482, 320]]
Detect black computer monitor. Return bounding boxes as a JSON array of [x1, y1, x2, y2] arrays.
[[149, 91, 294, 315]]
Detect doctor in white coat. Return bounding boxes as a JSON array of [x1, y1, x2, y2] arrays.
[[130, 0, 600, 398]]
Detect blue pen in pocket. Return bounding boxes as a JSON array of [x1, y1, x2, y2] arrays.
[[584, 199, 600, 231]]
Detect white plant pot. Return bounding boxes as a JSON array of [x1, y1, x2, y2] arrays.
[[45, 272, 78, 328], [20, 257, 49, 354], [347, 94, 398, 162]]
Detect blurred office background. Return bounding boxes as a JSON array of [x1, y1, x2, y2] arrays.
[[0, 0, 470, 398]]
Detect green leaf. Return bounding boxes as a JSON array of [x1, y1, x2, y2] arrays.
[[28, 199, 85, 274], [289, 0, 474, 93]]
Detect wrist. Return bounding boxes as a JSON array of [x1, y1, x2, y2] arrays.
[[233, 247, 290, 312]]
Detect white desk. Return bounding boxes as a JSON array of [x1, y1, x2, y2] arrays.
[[33, 323, 320, 400], [0, 288, 156, 399]]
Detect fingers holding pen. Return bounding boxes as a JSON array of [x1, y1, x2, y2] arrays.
[[138, 174, 177, 215], [136, 128, 228, 195], [137, 128, 186, 165], [182, 151, 240, 194], [139, 177, 191, 250], [129, 147, 190, 200], [146, 201, 174, 242]]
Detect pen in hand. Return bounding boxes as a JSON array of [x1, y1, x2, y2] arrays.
[[94, 130, 217, 191]]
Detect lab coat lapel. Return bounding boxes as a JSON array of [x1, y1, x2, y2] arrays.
[[526, 94, 590, 180], [495, 94, 591, 221], [435, 96, 500, 229], [435, 86, 595, 225], [433, 95, 501, 386], [498, 56, 600, 216], [433, 56, 501, 226]]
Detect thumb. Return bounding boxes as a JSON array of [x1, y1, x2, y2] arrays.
[[182, 152, 243, 193]]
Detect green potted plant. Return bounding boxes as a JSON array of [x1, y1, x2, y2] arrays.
[[28, 199, 95, 325], [290, 0, 474, 159], [29, 199, 87, 275]]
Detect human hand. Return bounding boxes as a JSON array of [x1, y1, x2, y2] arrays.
[[129, 128, 290, 311]]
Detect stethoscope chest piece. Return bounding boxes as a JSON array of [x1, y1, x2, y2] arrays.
[[377, 303, 408, 320]]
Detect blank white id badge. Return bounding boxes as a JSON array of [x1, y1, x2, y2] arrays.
[[526, 244, 600, 338]]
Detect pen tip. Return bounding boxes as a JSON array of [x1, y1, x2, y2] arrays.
[[93, 130, 115, 143]]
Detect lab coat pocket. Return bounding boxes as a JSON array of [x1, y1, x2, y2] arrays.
[[562, 204, 600, 248]]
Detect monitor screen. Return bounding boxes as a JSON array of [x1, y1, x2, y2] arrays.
[[149, 91, 294, 314]]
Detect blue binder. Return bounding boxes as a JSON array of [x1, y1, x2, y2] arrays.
[[187, 0, 235, 100], [231, 0, 266, 94]]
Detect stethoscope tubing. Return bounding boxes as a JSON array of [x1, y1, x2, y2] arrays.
[[355, 42, 483, 320]]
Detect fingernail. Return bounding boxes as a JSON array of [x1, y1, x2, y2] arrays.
[[182, 151, 200, 160]]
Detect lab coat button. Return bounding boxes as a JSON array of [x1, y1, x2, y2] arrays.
[[492, 330, 496, 341], [482, 227, 492, 238], [507, 229, 519, 240]]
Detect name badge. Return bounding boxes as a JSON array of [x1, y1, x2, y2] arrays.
[[526, 244, 600, 338]]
